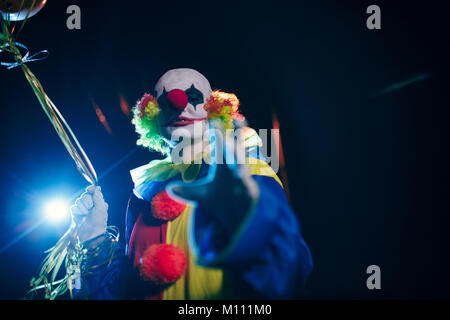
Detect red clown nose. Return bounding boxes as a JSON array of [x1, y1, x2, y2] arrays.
[[167, 89, 188, 110]]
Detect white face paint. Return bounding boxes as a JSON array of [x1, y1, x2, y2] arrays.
[[155, 68, 212, 144]]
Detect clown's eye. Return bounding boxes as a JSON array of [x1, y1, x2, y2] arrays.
[[185, 84, 204, 108], [157, 89, 170, 109]]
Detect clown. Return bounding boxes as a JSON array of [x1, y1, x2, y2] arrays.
[[70, 68, 313, 299]]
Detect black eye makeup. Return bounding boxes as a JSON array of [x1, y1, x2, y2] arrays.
[[157, 89, 182, 126], [185, 84, 204, 108]]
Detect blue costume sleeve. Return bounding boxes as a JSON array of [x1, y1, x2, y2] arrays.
[[191, 175, 313, 299], [74, 235, 127, 300], [75, 192, 162, 300]]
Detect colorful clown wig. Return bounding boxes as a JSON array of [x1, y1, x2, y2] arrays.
[[132, 93, 170, 156], [132, 90, 245, 155], [204, 90, 245, 129]]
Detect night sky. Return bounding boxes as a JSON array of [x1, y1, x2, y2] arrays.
[[0, 0, 449, 299]]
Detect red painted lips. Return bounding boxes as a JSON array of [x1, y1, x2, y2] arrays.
[[169, 116, 206, 127]]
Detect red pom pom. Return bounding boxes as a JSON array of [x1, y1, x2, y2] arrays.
[[139, 244, 187, 285], [167, 89, 188, 110], [151, 190, 186, 221]]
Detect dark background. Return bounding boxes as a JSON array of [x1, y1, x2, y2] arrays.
[[0, 0, 449, 299]]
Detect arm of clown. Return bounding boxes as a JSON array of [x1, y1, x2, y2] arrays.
[[167, 121, 313, 299], [70, 186, 127, 299]]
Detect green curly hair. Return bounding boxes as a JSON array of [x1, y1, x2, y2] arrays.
[[132, 93, 170, 156]]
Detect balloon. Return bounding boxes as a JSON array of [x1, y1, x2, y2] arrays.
[[0, 0, 47, 21]]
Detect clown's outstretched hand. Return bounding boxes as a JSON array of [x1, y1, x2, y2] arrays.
[[70, 185, 109, 243], [167, 121, 259, 229]]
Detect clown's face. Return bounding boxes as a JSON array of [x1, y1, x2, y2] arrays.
[[155, 69, 211, 144]]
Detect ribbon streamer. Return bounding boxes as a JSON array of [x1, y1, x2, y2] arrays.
[[0, 25, 98, 185], [1, 12, 98, 298], [0, 42, 48, 69]]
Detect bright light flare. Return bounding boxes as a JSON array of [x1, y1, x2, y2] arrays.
[[44, 199, 70, 223]]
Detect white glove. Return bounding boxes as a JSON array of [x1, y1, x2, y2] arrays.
[[70, 185, 108, 243]]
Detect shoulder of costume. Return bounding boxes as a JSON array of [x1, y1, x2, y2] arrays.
[[130, 157, 173, 201], [243, 127, 284, 188]]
